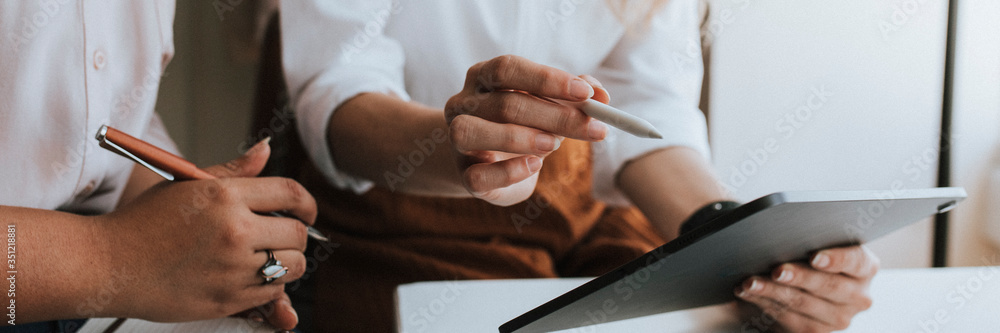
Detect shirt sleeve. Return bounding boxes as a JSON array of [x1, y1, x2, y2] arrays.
[[591, 0, 711, 206], [280, 0, 409, 193]]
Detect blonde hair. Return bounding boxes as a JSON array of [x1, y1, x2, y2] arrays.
[[605, 0, 670, 32]]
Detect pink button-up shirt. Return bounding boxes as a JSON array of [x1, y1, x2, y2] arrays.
[[1, 0, 177, 214]]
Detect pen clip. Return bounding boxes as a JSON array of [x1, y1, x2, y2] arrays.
[[96, 125, 175, 181]]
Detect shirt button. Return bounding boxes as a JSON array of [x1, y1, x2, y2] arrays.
[[93, 50, 107, 70]]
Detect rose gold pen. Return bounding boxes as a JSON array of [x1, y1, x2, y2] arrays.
[[95, 124, 329, 242]]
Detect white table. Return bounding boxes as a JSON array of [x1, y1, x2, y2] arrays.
[[396, 267, 1000, 332]]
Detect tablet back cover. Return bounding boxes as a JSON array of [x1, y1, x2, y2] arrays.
[[500, 188, 966, 333]]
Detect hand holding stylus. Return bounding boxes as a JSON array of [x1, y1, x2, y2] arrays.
[[445, 55, 622, 206]]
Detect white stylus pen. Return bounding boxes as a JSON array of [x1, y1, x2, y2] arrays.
[[499, 89, 664, 139], [575, 99, 663, 139]]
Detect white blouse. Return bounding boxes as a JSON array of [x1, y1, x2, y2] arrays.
[[0, 1, 176, 213], [281, 0, 710, 205]]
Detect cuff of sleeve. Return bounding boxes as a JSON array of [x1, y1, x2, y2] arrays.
[[295, 79, 410, 194], [591, 110, 710, 206]]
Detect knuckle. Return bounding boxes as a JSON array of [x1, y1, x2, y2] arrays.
[[486, 55, 518, 84], [282, 178, 307, 202], [465, 63, 482, 81], [822, 277, 846, 294], [447, 93, 482, 118], [285, 254, 307, 280], [497, 94, 528, 124], [293, 222, 309, 246], [463, 169, 490, 195], [553, 107, 575, 133], [218, 220, 249, 249], [537, 68, 564, 91], [502, 128, 522, 151], [787, 293, 807, 310], [445, 95, 463, 119], [208, 179, 233, 204], [449, 116, 474, 152]]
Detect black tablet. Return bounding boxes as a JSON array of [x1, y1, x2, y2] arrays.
[[499, 188, 967, 333]]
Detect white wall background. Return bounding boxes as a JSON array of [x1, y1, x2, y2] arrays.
[[947, 0, 1000, 267], [703, 0, 999, 268]]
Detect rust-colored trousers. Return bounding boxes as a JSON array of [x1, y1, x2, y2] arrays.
[[298, 139, 664, 332]]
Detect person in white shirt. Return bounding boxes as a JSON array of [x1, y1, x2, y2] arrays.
[[282, 0, 878, 332], [0, 1, 313, 330]]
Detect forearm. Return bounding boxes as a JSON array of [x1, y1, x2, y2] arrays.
[[618, 146, 733, 241], [0, 206, 109, 324], [328, 93, 467, 196]]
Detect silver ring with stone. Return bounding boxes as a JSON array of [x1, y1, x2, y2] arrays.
[[259, 249, 288, 285]]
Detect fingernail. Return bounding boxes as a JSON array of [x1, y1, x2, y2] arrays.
[[812, 253, 830, 269], [526, 156, 543, 173], [734, 285, 746, 298], [749, 279, 762, 292], [535, 134, 559, 152], [583, 75, 605, 89], [776, 268, 793, 283], [570, 78, 595, 100], [588, 120, 608, 140], [248, 137, 271, 154]]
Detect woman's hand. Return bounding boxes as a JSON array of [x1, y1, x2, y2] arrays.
[[445, 54, 610, 206], [95, 140, 315, 330], [735, 245, 879, 332]]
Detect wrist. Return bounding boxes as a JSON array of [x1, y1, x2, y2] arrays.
[[74, 214, 130, 318]]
